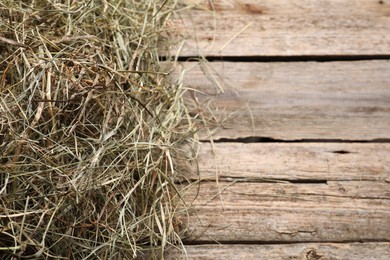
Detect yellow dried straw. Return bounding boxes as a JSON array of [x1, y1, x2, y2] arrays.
[[0, 0, 199, 259]]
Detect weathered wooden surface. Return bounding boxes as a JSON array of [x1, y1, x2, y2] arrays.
[[166, 243, 390, 260], [168, 1, 390, 258], [172, 0, 390, 56], [172, 142, 390, 257], [179, 181, 390, 242], [181, 143, 390, 182], [175, 60, 390, 140]]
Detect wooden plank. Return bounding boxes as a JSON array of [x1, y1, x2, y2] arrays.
[[179, 143, 390, 182], [178, 181, 390, 242], [171, 0, 390, 56], [176, 60, 390, 140], [166, 243, 390, 260]]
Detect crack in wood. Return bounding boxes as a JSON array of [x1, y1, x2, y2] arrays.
[[273, 229, 318, 237], [203, 137, 390, 143], [329, 150, 353, 154], [181, 239, 390, 245], [163, 55, 390, 63], [215, 177, 328, 184], [174, 177, 329, 185]]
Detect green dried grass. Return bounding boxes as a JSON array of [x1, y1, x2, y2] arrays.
[[0, 0, 199, 259]]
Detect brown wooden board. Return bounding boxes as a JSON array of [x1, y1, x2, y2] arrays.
[[180, 143, 390, 182], [170, 0, 390, 57], [165, 243, 390, 260], [176, 143, 390, 242], [178, 180, 390, 242], [173, 60, 390, 140], [165, 1, 390, 257]]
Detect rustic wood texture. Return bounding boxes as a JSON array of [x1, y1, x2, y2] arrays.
[[166, 243, 390, 260], [176, 60, 390, 140], [176, 143, 390, 244], [179, 180, 390, 242], [171, 0, 390, 56], [167, 1, 390, 258], [182, 143, 390, 182]]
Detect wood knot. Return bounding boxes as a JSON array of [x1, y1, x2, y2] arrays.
[[306, 249, 324, 259], [241, 3, 264, 15]]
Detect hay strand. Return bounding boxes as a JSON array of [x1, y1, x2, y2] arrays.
[[0, 0, 198, 258]]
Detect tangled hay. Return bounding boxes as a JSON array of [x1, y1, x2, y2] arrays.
[[0, 0, 198, 259]]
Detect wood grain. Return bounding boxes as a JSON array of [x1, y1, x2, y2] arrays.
[[170, 0, 390, 56], [176, 143, 390, 242], [174, 60, 390, 140], [178, 181, 390, 242], [179, 143, 390, 182], [165, 243, 390, 260]]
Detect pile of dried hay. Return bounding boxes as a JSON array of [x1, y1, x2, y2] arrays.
[[0, 0, 198, 258]]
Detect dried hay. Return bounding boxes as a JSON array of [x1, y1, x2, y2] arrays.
[[0, 0, 199, 259]]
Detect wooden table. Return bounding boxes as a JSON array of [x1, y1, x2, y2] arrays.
[[165, 0, 390, 258]]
